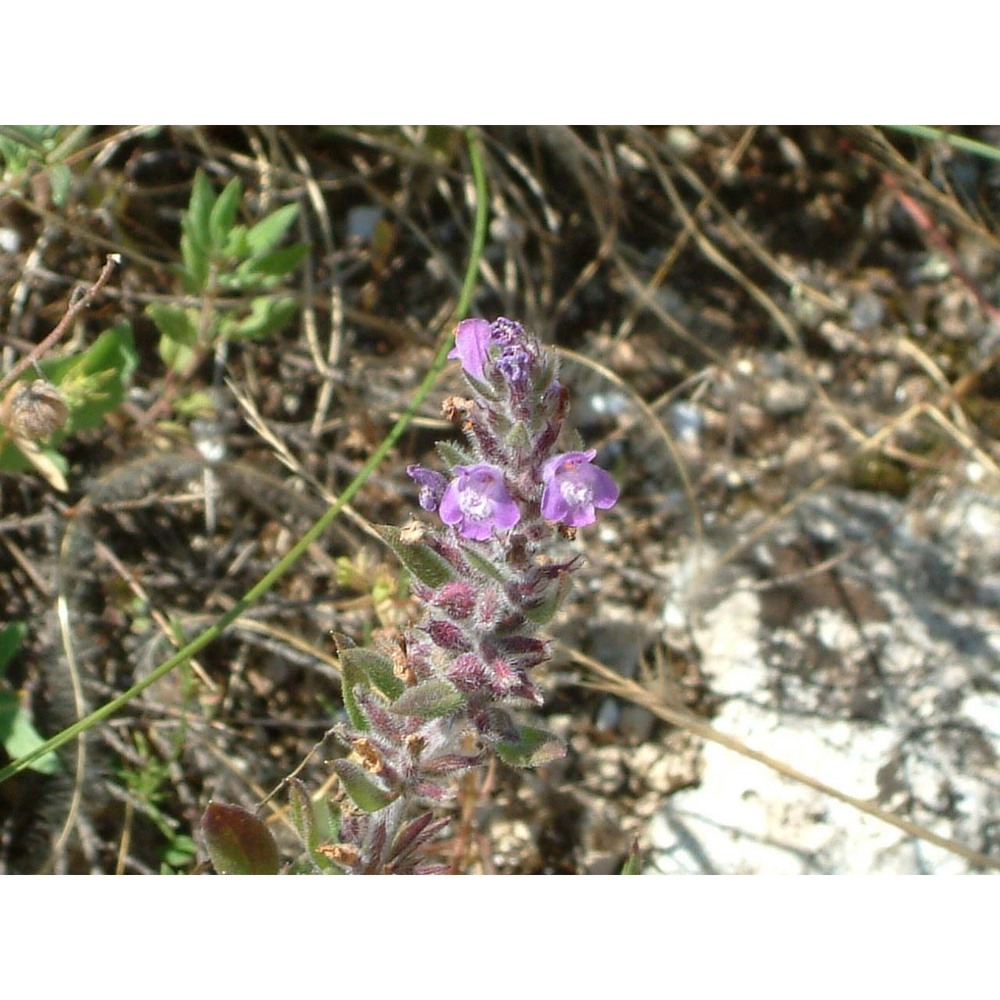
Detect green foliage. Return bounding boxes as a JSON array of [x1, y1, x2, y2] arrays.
[[118, 730, 200, 873], [0, 623, 60, 775], [148, 169, 309, 372], [495, 723, 566, 768], [523, 573, 573, 625], [387, 677, 464, 719], [332, 758, 397, 813], [0, 126, 92, 206], [341, 647, 404, 702], [287, 779, 342, 873], [435, 440, 475, 468], [338, 660, 370, 733], [0, 323, 138, 484], [376, 524, 455, 589], [620, 839, 642, 875]]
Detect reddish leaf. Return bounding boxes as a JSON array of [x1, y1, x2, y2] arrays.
[[201, 801, 280, 875]]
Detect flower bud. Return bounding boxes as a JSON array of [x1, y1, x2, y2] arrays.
[[432, 581, 477, 619], [425, 619, 472, 652]]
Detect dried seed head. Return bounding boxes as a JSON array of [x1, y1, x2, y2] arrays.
[[352, 737, 383, 774], [442, 395, 473, 423], [318, 843, 361, 867], [399, 520, 425, 544], [1, 379, 69, 440]]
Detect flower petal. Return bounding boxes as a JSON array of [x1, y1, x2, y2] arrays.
[[448, 318, 492, 380]]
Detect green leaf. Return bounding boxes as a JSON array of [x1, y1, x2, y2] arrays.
[[338, 662, 369, 733], [288, 779, 340, 849], [147, 302, 198, 344], [180, 232, 209, 293], [162, 833, 197, 869], [201, 801, 281, 875], [288, 779, 340, 873], [388, 677, 464, 719], [620, 838, 642, 874], [332, 759, 396, 813], [42, 322, 139, 427], [462, 369, 498, 400], [49, 162, 72, 206], [209, 177, 243, 253], [240, 242, 309, 281], [523, 574, 572, 625], [0, 690, 60, 775], [435, 440, 474, 469], [462, 548, 506, 584], [172, 389, 218, 417], [0, 126, 57, 161], [222, 224, 250, 260], [148, 305, 200, 371], [221, 297, 298, 340], [246, 203, 300, 255], [495, 724, 566, 768], [376, 524, 455, 589], [340, 647, 404, 701], [158, 336, 198, 374], [0, 622, 27, 676], [183, 170, 215, 258], [507, 420, 531, 453]]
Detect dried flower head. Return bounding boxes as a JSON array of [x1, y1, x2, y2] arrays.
[[0, 379, 69, 440]]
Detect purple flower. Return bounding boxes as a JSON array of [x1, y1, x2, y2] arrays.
[[540, 450, 619, 527], [407, 465, 447, 512], [494, 344, 532, 388], [439, 464, 521, 540], [448, 318, 493, 380], [489, 317, 525, 345]]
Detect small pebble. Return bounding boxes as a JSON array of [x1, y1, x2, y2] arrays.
[[763, 380, 810, 417], [0, 227, 20, 253]]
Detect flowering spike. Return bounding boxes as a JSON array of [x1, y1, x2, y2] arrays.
[[310, 317, 619, 873]]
